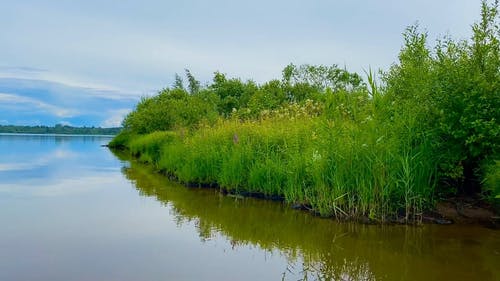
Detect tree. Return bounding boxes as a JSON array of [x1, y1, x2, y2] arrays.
[[383, 0, 500, 196], [185, 69, 201, 95], [433, 0, 500, 194], [210, 72, 258, 116], [173, 73, 184, 90]]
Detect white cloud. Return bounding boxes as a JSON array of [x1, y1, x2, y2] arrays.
[[0, 67, 141, 100], [101, 108, 130, 127], [0, 92, 78, 117], [0, 173, 121, 197], [0, 0, 481, 90], [0, 149, 77, 172]]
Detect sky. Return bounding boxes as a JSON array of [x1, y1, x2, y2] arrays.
[[0, 0, 482, 127]]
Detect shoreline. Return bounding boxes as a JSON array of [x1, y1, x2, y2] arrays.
[[110, 146, 499, 228]]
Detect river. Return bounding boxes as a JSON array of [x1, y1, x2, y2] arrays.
[[0, 134, 498, 281]]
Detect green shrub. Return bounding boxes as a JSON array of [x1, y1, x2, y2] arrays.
[[128, 131, 178, 164], [108, 130, 135, 149], [483, 160, 500, 201]]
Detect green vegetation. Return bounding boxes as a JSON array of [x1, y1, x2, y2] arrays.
[[0, 124, 122, 135], [110, 1, 499, 221]]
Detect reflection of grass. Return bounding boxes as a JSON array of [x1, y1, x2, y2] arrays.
[[116, 157, 454, 280]]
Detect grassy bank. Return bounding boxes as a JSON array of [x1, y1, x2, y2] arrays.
[[111, 97, 438, 222], [110, 1, 499, 222]]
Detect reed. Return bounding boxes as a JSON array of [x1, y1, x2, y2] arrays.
[[115, 99, 437, 222]]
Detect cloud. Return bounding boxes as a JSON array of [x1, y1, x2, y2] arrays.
[[0, 66, 141, 100], [0, 92, 78, 117], [0, 174, 121, 197], [101, 108, 130, 128], [0, 148, 77, 172], [0, 0, 480, 90], [0, 77, 137, 126]]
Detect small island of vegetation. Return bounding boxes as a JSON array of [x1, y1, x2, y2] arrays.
[[0, 124, 122, 135], [109, 1, 499, 223]]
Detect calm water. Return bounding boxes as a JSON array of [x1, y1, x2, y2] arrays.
[[0, 134, 499, 281]]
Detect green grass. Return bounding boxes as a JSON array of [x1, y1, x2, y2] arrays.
[[127, 131, 178, 164], [109, 1, 500, 222], [483, 160, 500, 211], [114, 104, 437, 222]]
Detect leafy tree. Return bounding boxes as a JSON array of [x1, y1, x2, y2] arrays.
[[173, 73, 184, 90], [247, 80, 287, 115], [123, 87, 217, 133], [282, 63, 364, 102], [282, 63, 364, 91], [185, 69, 201, 94], [210, 72, 258, 116], [432, 0, 500, 194], [383, 0, 500, 196]]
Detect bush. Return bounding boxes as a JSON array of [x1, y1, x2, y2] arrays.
[[128, 131, 178, 164], [483, 160, 500, 200], [383, 0, 500, 195]]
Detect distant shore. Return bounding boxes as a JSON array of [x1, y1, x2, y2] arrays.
[[0, 125, 122, 135]]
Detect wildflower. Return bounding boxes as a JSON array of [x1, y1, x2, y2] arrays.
[[312, 150, 322, 162], [311, 131, 318, 140]]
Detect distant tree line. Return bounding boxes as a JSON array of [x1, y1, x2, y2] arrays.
[[0, 124, 122, 135]]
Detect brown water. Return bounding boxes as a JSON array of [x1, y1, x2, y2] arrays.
[[1, 134, 499, 281]]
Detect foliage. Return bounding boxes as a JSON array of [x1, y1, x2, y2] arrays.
[[108, 129, 134, 148], [112, 0, 500, 220], [483, 160, 500, 201], [282, 63, 365, 92], [123, 88, 218, 134], [209, 72, 258, 116], [185, 69, 201, 94], [128, 131, 178, 164], [121, 106, 435, 221], [383, 0, 500, 196]]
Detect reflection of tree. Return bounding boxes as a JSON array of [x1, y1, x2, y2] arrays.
[[114, 153, 499, 281]]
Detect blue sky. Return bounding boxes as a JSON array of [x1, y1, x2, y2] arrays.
[[0, 0, 481, 127]]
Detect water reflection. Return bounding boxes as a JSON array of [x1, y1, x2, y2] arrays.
[[1, 134, 497, 281], [0, 134, 115, 196], [116, 151, 500, 281]]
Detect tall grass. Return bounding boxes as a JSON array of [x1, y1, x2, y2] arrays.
[[109, 1, 500, 221], [483, 160, 500, 211], [113, 98, 437, 222], [128, 131, 177, 164]]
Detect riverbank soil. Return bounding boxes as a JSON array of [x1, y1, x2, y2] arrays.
[[428, 197, 499, 228]]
